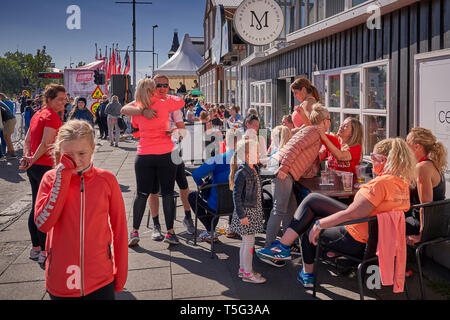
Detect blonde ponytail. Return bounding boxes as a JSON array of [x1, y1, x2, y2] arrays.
[[229, 152, 239, 190]]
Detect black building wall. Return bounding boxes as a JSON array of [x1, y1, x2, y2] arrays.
[[249, 0, 450, 137]]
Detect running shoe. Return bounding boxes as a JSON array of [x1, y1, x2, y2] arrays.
[[199, 230, 218, 243], [0, 155, 6, 161], [29, 248, 40, 261], [152, 225, 164, 241], [242, 272, 267, 284], [290, 243, 302, 256], [38, 252, 47, 270], [256, 240, 292, 261], [297, 269, 315, 288], [164, 232, 180, 245], [182, 217, 195, 235], [257, 254, 287, 267], [128, 231, 140, 247]]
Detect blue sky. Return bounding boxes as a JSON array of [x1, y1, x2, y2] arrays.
[[1, 0, 205, 78]]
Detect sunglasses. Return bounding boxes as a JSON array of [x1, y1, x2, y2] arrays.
[[370, 153, 386, 161], [156, 84, 169, 88]]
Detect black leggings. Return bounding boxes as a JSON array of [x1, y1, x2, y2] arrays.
[[49, 281, 115, 300], [133, 153, 176, 231], [289, 193, 366, 264], [27, 164, 53, 250]]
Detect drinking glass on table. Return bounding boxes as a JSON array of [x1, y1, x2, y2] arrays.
[[341, 172, 354, 192], [355, 165, 367, 183], [320, 170, 330, 185]]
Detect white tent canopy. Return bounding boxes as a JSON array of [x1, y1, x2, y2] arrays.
[[154, 34, 204, 76]]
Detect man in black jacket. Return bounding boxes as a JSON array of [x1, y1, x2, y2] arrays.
[[95, 95, 109, 139]]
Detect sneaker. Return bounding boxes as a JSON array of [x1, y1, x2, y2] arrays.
[[242, 271, 267, 284], [38, 252, 47, 270], [238, 269, 245, 278], [164, 232, 180, 245], [297, 269, 315, 288], [225, 225, 237, 238], [256, 240, 292, 261], [110, 141, 114, 146], [290, 243, 301, 256], [0, 155, 6, 161], [257, 254, 287, 267], [199, 230, 218, 243], [29, 248, 40, 261], [151, 225, 164, 241], [128, 231, 140, 247], [115, 143, 119, 147], [182, 217, 195, 235]]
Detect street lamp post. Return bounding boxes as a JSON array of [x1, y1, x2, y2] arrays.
[[152, 24, 158, 77]]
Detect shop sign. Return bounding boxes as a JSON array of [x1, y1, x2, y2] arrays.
[[234, 0, 284, 46]]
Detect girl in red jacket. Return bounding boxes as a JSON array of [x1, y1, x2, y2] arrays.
[[34, 120, 128, 300]]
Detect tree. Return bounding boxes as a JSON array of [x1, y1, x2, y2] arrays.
[[1, 46, 55, 95], [0, 58, 22, 95]]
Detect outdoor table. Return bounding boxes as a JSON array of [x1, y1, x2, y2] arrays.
[[298, 174, 372, 200]]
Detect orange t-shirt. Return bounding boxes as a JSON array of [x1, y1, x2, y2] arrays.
[[346, 174, 410, 243]]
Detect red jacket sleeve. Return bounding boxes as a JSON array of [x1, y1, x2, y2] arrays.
[[106, 174, 128, 292], [34, 155, 76, 233]]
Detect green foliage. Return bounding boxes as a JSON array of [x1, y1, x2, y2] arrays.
[[0, 46, 56, 96]]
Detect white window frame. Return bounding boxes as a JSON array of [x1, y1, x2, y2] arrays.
[[249, 80, 273, 129], [313, 59, 390, 157]]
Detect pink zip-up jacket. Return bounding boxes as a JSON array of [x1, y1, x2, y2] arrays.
[[376, 210, 406, 293], [272, 125, 321, 181]]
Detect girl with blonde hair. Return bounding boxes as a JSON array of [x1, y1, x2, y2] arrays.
[[268, 125, 292, 157], [34, 120, 128, 300], [405, 127, 447, 245], [261, 104, 331, 262], [229, 138, 267, 284]]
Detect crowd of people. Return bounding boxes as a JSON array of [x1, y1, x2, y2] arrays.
[[6, 73, 447, 299]]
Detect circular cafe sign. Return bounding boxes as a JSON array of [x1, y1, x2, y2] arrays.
[[234, 0, 284, 46]]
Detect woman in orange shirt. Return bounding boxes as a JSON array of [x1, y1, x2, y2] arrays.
[[257, 138, 416, 288]]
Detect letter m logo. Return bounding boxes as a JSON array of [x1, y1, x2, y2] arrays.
[[250, 11, 269, 30]]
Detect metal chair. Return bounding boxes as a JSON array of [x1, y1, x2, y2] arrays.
[[192, 182, 234, 258], [408, 198, 450, 300], [312, 215, 409, 300]]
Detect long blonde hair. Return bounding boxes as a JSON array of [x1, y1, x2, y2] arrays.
[[135, 78, 156, 109], [229, 138, 259, 190], [270, 125, 292, 151], [374, 138, 417, 186], [53, 120, 95, 165], [344, 117, 364, 148], [407, 127, 448, 174]]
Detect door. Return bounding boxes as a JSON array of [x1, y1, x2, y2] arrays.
[[415, 50, 450, 197]]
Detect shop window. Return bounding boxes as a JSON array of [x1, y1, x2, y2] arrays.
[[313, 61, 389, 157], [250, 81, 273, 129]]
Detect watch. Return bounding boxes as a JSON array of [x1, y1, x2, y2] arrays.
[[315, 220, 322, 230]]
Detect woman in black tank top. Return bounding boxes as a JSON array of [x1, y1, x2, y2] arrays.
[[406, 128, 448, 244]]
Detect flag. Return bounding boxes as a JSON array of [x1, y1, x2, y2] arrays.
[[95, 43, 98, 60], [123, 48, 130, 75], [99, 48, 103, 60], [107, 48, 112, 80], [117, 48, 121, 74], [111, 44, 116, 75]]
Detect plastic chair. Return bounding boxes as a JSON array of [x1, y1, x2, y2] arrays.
[[191, 182, 234, 258], [408, 199, 450, 300]]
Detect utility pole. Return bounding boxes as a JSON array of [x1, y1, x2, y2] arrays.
[[152, 24, 158, 77], [115, 0, 152, 90]]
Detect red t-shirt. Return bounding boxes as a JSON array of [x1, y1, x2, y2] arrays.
[[321, 134, 362, 175], [29, 107, 62, 166]]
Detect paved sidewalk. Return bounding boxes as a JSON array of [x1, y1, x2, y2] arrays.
[[0, 139, 446, 300]]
